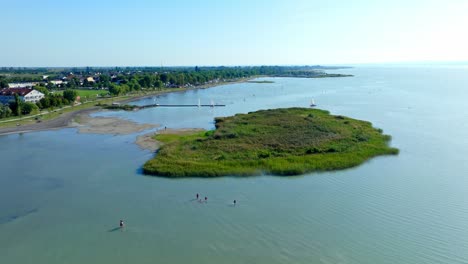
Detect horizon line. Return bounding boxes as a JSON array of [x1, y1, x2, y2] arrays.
[[1, 60, 468, 68]]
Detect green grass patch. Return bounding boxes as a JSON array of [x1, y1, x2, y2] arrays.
[[143, 108, 398, 177], [54, 89, 108, 99], [76, 89, 108, 98]]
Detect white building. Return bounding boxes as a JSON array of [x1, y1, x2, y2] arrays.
[[50, 80, 64, 85], [0, 88, 45, 105], [8, 82, 39, 88]]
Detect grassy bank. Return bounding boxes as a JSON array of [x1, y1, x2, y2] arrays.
[[143, 108, 398, 177]]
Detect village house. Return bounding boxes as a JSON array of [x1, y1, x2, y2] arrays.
[[0, 88, 45, 105]]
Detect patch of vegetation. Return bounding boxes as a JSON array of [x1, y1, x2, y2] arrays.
[[143, 108, 398, 177], [101, 104, 138, 111]]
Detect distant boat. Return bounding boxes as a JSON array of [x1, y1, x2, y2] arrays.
[[210, 99, 215, 107], [310, 99, 316, 107], [198, 98, 201, 107]]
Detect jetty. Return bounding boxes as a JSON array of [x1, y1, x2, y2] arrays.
[[102, 103, 226, 111], [138, 104, 225, 109]]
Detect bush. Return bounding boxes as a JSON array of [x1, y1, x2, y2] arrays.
[[63, 89, 78, 102], [22, 102, 39, 115], [0, 103, 13, 119]]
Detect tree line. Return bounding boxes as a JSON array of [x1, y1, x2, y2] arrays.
[[0, 66, 343, 91]]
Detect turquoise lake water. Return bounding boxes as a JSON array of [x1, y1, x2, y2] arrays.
[[1, 66, 468, 264]]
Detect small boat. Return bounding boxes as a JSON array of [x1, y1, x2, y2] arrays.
[[310, 99, 316, 107], [198, 98, 201, 108], [210, 99, 215, 107]]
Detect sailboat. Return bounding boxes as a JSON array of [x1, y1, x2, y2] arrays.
[[310, 99, 316, 107], [198, 98, 201, 107], [210, 99, 215, 107]]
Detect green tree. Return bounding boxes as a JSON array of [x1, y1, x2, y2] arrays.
[[33, 85, 50, 96], [39, 97, 51, 109], [66, 78, 78, 88], [14, 94, 22, 116], [160, 73, 168, 83], [63, 89, 78, 102], [120, 84, 129, 94], [22, 102, 39, 115], [155, 79, 163, 90], [99, 74, 110, 83], [0, 103, 13, 118], [0, 76, 8, 88], [108, 83, 119, 95], [139, 75, 153, 88], [83, 78, 90, 87], [47, 82, 56, 90]]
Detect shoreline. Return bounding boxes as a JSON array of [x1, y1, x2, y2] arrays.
[[0, 74, 351, 136], [74, 112, 158, 135], [0, 77, 256, 136]]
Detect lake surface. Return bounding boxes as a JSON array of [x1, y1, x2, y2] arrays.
[[1, 66, 468, 264]]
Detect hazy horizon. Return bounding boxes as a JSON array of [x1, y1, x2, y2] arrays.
[[2, 0, 468, 67], [2, 61, 468, 69]]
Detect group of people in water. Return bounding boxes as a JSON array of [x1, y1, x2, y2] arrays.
[[195, 193, 207, 202], [118, 194, 237, 229], [195, 193, 236, 205]]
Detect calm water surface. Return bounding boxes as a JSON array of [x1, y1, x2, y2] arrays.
[[1, 66, 468, 264]]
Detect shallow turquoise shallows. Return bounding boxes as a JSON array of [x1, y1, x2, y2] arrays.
[[1, 66, 468, 264]]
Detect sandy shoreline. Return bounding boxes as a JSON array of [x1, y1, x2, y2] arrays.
[[0, 108, 158, 136], [0, 108, 99, 136], [73, 113, 158, 135], [0, 77, 255, 136]]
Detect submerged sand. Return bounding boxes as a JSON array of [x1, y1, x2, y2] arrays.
[[73, 112, 158, 135]]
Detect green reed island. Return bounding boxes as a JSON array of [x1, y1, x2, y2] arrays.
[[143, 108, 398, 177]]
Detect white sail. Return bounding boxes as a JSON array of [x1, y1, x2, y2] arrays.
[[198, 98, 201, 107], [310, 99, 316, 107]]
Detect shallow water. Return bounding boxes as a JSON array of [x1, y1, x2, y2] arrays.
[[1, 66, 468, 264]]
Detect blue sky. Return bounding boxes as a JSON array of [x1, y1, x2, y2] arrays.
[[1, 0, 468, 66]]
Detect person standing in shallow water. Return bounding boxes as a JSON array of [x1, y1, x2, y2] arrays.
[[233, 200, 236, 206], [196, 193, 199, 199], [120, 220, 124, 228], [204, 197, 207, 202]]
